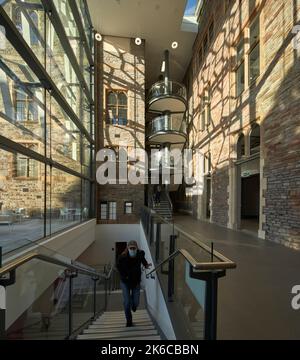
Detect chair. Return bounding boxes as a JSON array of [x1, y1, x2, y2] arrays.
[[59, 208, 68, 221], [74, 208, 81, 221]]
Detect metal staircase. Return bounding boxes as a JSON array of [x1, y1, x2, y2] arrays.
[[146, 50, 187, 217]]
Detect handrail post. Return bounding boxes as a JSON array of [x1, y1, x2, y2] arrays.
[[92, 276, 98, 319], [155, 222, 161, 262], [0, 247, 6, 340], [168, 235, 176, 301], [66, 269, 77, 339], [68, 274, 73, 338], [104, 277, 108, 310], [204, 272, 218, 340]]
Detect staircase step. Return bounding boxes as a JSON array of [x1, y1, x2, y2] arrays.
[[89, 321, 153, 329], [77, 329, 158, 340], [99, 313, 150, 320], [83, 325, 155, 334], [93, 319, 153, 326]]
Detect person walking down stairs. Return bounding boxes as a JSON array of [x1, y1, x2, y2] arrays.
[[116, 241, 152, 327]]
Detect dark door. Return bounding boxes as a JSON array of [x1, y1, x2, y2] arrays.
[[241, 174, 260, 218]]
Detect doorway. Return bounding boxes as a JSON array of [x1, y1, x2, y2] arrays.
[[241, 174, 260, 233], [205, 177, 211, 219]]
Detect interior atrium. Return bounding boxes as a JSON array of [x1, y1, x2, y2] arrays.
[[0, 0, 299, 341]]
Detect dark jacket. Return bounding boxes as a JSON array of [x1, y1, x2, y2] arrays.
[[117, 250, 148, 288]]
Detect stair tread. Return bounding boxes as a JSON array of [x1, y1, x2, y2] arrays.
[[89, 321, 153, 329], [77, 329, 158, 340], [84, 325, 155, 334]]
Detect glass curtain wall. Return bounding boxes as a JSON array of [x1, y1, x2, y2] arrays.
[[0, 0, 95, 255]]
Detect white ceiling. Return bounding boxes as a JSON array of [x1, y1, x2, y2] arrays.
[[87, 0, 198, 88]]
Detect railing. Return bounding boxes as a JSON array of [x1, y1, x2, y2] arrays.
[[140, 206, 236, 340], [148, 80, 187, 105], [147, 114, 187, 140], [0, 247, 113, 340]]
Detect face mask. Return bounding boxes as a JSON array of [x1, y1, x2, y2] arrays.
[[129, 249, 137, 257]]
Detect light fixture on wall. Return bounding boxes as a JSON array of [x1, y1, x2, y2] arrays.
[[161, 61, 166, 73], [171, 41, 178, 49], [95, 33, 102, 42], [135, 37, 142, 46]]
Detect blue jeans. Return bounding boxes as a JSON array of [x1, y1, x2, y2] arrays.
[[120, 281, 140, 322]]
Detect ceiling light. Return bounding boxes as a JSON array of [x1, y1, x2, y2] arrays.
[[95, 33, 102, 42], [135, 37, 142, 46], [171, 41, 178, 49]]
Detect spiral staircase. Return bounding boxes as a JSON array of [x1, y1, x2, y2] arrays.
[[146, 50, 188, 217]]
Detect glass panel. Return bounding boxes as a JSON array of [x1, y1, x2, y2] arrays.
[[108, 92, 117, 105], [2, 0, 45, 67], [249, 43, 260, 83], [118, 108, 127, 125], [250, 17, 260, 48], [50, 97, 81, 173], [236, 38, 244, 64], [6, 261, 70, 340], [82, 137, 92, 177], [100, 202, 107, 220], [171, 256, 206, 340], [82, 180, 91, 220], [71, 273, 94, 333], [118, 92, 127, 106], [46, 20, 81, 120], [250, 124, 260, 155], [81, 93, 91, 132], [237, 134, 245, 159], [0, 38, 45, 155], [76, 0, 92, 49], [236, 61, 245, 96], [50, 168, 81, 233], [0, 148, 46, 255], [53, 0, 90, 87]]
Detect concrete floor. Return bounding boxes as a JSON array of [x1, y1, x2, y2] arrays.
[[174, 214, 300, 340]]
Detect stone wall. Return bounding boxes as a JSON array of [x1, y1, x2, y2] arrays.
[[186, 0, 300, 247], [96, 36, 145, 224]]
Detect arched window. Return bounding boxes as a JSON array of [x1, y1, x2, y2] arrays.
[[237, 133, 245, 159], [106, 90, 127, 125], [250, 124, 260, 155]]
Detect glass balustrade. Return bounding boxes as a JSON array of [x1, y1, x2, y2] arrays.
[[148, 80, 187, 103], [147, 114, 187, 140]]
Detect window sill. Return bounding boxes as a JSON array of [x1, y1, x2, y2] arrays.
[[14, 177, 39, 181]]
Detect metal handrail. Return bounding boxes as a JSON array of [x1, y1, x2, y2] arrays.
[[0, 252, 112, 280], [146, 248, 236, 279]]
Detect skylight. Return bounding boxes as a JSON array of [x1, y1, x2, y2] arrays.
[[184, 0, 198, 17], [181, 0, 202, 33]]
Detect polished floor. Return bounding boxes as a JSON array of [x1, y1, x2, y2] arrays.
[[174, 214, 300, 340]]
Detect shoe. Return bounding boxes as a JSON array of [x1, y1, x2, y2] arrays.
[[126, 320, 133, 327], [132, 306, 137, 312]]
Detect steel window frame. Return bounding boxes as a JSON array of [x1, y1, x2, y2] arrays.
[[0, 6, 94, 144]]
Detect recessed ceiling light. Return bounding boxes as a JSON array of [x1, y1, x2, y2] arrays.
[[135, 37, 142, 46], [95, 33, 102, 42], [171, 41, 178, 49]]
